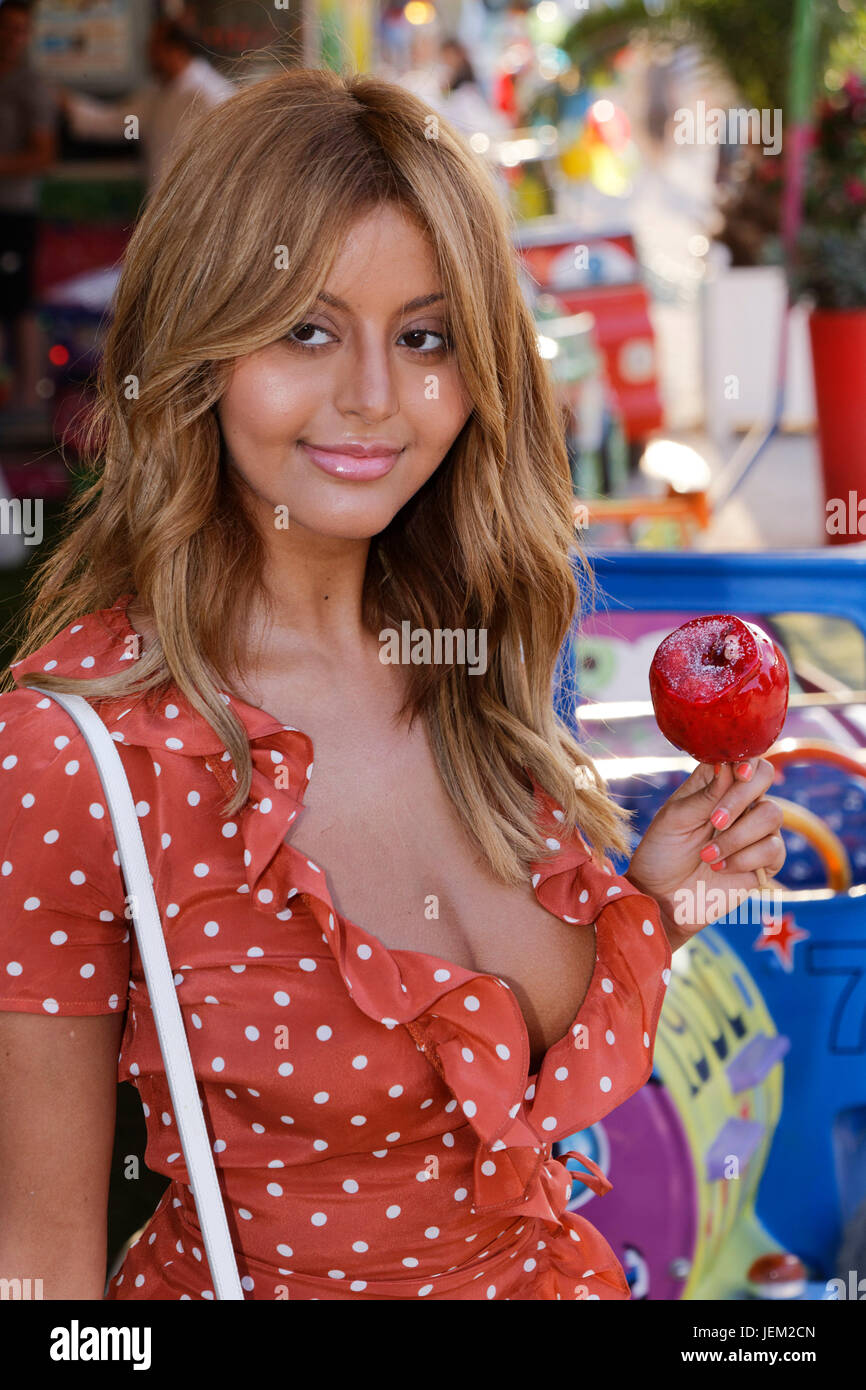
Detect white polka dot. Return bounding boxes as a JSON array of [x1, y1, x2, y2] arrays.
[[166, 738, 184, 750], [343, 1179, 359, 1194], [42, 998, 58, 1013], [599, 1076, 612, 1092], [542, 1116, 557, 1130], [662, 968, 671, 986], [454, 1188, 468, 1202], [352, 1055, 367, 1069], [462, 1100, 477, 1118], [388, 1084, 403, 1098], [69, 870, 85, 886], [187, 790, 200, 806], [314, 1092, 329, 1104], [605, 1030, 615, 1044], [267, 1183, 283, 1197], [601, 978, 613, 993], [211, 1057, 225, 1072], [356, 944, 372, 960], [222, 822, 238, 838], [89, 803, 104, 818], [80, 963, 95, 979], [643, 1032, 650, 1047], [274, 991, 290, 1006], [461, 1047, 474, 1063], [546, 838, 561, 850], [203, 921, 219, 937], [165, 704, 179, 719], [350, 1115, 367, 1126], [23, 897, 40, 911], [386, 1205, 401, 1219], [64, 760, 79, 776], [425, 1227, 439, 1239], [299, 959, 316, 972], [6, 961, 22, 976], [49, 931, 67, 945], [642, 919, 654, 935], [245, 1026, 259, 1041], [433, 968, 451, 982], [554, 1066, 568, 1080], [352, 1241, 368, 1252], [418, 1284, 434, 1296], [481, 1160, 496, 1176], [311, 1212, 327, 1226], [316, 1025, 332, 1040], [193, 863, 209, 877], [495, 1044, 510, 1060], [463, 995, 480, 1012]]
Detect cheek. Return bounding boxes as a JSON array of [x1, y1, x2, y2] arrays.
[[219, 361, 314, 444], [410, 366, 473, 446]]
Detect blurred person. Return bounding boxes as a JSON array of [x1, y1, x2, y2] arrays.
[[0, 0, 58, 431], [61, 17, 235, 194], [437, 37, 507, 140]]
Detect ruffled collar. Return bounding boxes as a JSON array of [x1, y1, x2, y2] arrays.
[[12, 593, 669, 1232]]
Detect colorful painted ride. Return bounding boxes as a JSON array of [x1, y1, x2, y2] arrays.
[[553, 551, 866, 1300]]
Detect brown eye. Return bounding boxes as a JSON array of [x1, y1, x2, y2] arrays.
[[284, 323, 333, 348], [400, 328, 450, 354]]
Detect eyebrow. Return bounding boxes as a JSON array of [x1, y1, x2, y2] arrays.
[[314, 291, 446, 314]]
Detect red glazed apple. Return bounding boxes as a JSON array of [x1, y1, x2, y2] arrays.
[[649, 615, 789, 763]]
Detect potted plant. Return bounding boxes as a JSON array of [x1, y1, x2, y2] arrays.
[[791, 74, 866, 545]]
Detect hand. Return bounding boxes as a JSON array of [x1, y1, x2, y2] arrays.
[[624, 757, 786, 948]]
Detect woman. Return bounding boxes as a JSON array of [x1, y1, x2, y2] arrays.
[[0, 67, 785, 1301]]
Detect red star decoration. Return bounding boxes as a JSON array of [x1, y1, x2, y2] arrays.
[[753, 913, 810, 971]]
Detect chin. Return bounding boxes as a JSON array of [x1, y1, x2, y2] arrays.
[[284, 497, 409, 541]]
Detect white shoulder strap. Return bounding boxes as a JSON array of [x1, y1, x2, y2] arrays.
[[29, 687, 244, 1301]]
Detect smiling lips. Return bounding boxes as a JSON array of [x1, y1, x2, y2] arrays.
[[300, 440, 403, 479]]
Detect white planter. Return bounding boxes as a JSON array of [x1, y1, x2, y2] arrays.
[[701, 255, 816, 442]]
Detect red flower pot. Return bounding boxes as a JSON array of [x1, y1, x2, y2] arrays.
[[809, 309, 866, 545]]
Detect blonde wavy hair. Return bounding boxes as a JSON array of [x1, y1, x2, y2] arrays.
[[3, 65, 631, 883]]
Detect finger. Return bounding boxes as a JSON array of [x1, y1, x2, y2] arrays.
[[699, 797, 784, 864], [706, 757, 776, 833], [708, 833, 787, 878]]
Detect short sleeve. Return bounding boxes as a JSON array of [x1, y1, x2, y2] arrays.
[[0, 689, 130, 1016]]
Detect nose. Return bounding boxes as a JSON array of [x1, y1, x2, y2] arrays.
[[333, 328, 399, 424]]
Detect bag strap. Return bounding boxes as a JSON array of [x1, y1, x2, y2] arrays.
[[29, 687, 245, 1301]]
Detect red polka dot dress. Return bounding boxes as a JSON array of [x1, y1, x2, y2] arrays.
[[0, 594, 672, 1300]]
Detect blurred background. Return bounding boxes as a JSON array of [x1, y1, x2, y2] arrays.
[[3, 0, 866, 1305]]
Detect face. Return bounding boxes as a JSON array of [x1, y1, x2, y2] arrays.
[[216, 203, 474, 544], [0, 8, 31, 64]]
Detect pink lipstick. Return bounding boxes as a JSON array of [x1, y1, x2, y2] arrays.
[[300, 440, 403, 480]]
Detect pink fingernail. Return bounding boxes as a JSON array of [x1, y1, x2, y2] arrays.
[[710, 859, 727, 871], [711, 807, 730, 830], [736, 762, 754, 780], [700, 843, 721, 862]]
